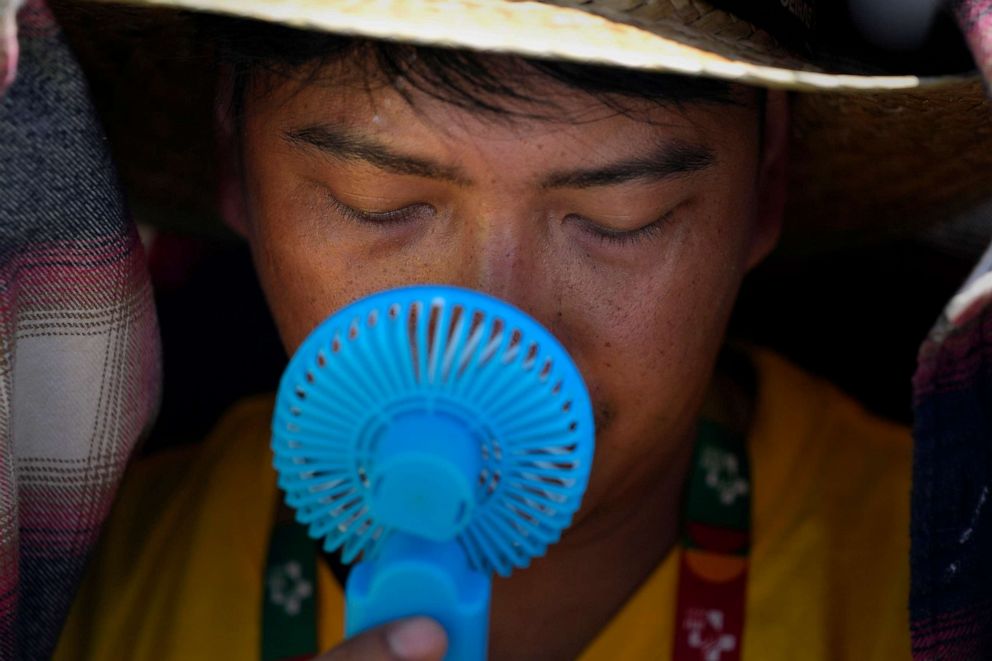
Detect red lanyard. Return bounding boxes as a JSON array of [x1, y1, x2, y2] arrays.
[[672, 418, 751, 661], [262, 417, 751, 660]]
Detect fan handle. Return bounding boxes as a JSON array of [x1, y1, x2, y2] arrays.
[[346, 533, 491, 660]]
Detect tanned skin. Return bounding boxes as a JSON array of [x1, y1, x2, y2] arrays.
[[220, 55, 789, 661]]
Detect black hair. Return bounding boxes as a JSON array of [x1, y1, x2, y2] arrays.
[[197, 14, 751, 123]]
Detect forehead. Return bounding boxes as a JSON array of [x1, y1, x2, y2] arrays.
[[244, 53, 760, 167], [243, 44, 757, 127]]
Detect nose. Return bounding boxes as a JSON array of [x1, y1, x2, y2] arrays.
[[448, 206, 555, 328]]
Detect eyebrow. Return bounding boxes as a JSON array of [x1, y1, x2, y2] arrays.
[[540, 141, 716, 189], [284, 123, 715, 190], [284, 124, 471, 185]]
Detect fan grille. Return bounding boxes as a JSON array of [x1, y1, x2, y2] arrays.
[[272, 286, 595, 576]]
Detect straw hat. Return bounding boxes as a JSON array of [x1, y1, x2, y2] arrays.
[[53, 0, 992, 248]]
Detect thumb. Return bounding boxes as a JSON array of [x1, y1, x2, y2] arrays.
[[313, 617, 448, 661]]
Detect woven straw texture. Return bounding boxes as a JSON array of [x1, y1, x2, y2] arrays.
[[53, 0, 992, 245], [83, 0, 968, 90]]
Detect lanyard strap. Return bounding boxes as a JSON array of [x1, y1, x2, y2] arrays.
[[672, 418, 752, 661], [261, 506, 320, 661], [261, 418, 751, 660]]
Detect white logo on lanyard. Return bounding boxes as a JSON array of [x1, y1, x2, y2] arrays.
[[266, 560, 314, 616], [701, 446, 749, 506], [684, 608, 738, 661]]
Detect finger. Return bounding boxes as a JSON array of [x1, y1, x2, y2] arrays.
[[313, 616, 448, 661]]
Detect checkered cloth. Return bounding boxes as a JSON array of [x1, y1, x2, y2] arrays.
[[954, 0, 992, 86], [0, 1, 161, 659], [910, 7, 992, 660]]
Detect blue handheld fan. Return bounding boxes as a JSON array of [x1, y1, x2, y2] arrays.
[[271, 285, 595, 660]]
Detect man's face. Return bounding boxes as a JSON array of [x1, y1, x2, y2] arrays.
[[236, 57, 784, 526]]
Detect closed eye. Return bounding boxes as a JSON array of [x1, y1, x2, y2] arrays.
[[570, 209, 675, 247], [328, 195, 434, 226]]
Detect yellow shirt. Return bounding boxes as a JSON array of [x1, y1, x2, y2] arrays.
[[54, 350, 912, 660]]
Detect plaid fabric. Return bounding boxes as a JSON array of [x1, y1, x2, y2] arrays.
[[0, 0, 161, 658], [910, 7, 992, 657], [911, 240, 992, 659], [953, 0, 992, 86], [1, 1, 24, 95]]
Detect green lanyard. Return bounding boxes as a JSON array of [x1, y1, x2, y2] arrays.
[[261, 506, 320, 661], [672, 418, 751, 661], [261, 418, 751, 660]]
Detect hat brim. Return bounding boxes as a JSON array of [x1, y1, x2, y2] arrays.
[[59, 0, 992, 246], [787, 80, 992, 247], [87, 0, 980, 92]]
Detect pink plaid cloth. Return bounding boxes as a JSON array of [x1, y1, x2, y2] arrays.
[[954, 0, 992, 84], [910, 4, 992, 659], [0, 1, 161, 658]]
